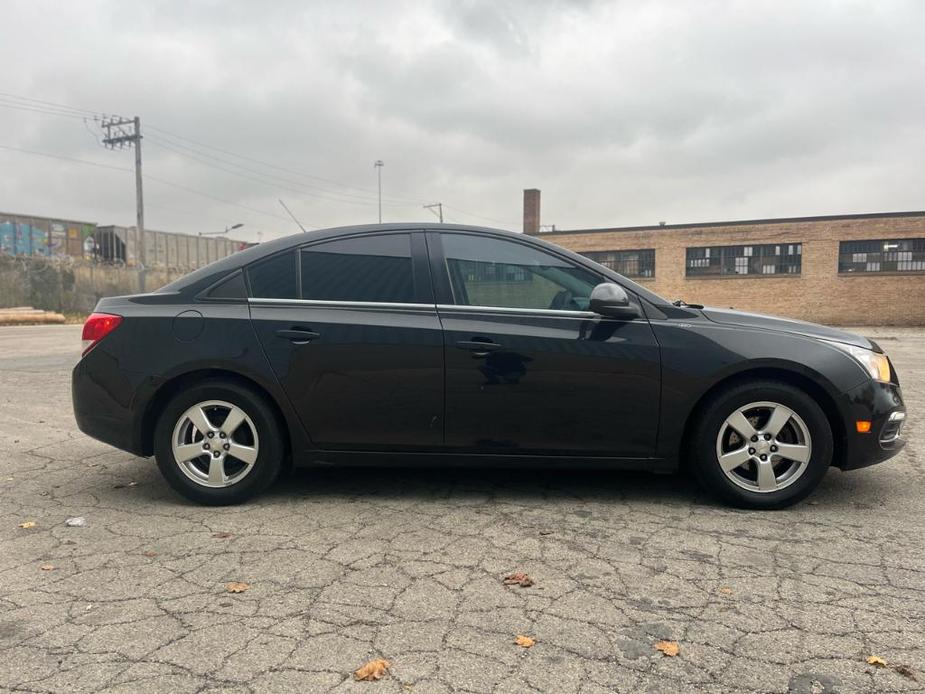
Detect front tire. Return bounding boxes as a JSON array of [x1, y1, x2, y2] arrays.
[[154, 379, 283, 505], [690, 380, 833, 509]]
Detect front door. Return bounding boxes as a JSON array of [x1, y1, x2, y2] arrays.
[[248, 231, 444, 450], [430, 231, 660, 457]]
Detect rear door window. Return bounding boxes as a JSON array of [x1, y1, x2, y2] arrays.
[[247, 251, 298, 299], [300, 234, 415, 303]]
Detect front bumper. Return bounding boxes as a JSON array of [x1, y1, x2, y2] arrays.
[[838, 379, 906, 470]]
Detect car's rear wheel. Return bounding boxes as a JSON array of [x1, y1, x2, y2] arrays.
[[154, 379, 283, 505], [690, 380, 833, 509]]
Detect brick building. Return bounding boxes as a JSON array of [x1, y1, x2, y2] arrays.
[[523, 191, 925, 326]]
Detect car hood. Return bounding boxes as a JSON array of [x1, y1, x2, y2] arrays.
[[700, 307, 875, 350]]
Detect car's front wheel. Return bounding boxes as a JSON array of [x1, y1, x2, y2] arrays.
[[691, 380, 833, 509], [154, 379, 283, 505]]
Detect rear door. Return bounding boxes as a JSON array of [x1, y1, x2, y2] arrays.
[[429, 231, 661, 457], [247, 231, 444, 450]]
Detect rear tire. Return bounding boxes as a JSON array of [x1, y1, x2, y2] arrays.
[[690, 380, 833, 509], [154, 379, 283, 505]]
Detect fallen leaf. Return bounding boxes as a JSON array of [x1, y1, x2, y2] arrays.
[[142, 550, 158, 558], [891, 664, 917, 681], [40, 564, 55, 571], [719, 586, 733, 595], [18, 521, 36, 529], [514, 635, 536, 648], [212, 532, 232, 539], [354, 658, 390, 681], [867, 655, 888, 668], [654, 640, 680, 657], [225, 582, 250, 593], [503, 572, 535, 588]]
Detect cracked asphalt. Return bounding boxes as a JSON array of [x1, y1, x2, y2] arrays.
[[1, 324, 923, 693]]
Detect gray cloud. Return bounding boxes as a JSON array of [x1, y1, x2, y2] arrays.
[[1, 0, 923, 241]]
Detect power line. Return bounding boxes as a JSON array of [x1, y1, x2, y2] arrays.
[[0, 91, 101, 116], [146, 123, 424, 204], [0, 143, 294, 225], [0, 143, 130, 171], [443, 204, 518, 228], [145, 134, 413, 209], [0, 90, 522, 230]]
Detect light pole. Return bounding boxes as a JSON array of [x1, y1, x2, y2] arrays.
[[199, 223, 244, 237], [374, 160, 384, 223]]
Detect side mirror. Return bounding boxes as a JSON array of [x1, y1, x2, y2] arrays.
[[589, 283, 637, 319]]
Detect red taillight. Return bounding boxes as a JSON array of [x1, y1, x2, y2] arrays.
[[81, 313, 123, 356]]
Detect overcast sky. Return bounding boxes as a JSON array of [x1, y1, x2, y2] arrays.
[[1, 0, 923, 242]]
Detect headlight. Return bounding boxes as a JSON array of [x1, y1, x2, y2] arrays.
[[823, 340, 891, 382]]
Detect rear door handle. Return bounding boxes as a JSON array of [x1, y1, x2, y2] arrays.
[[456, 339, 503, 355], [276, 328, 320, 344]]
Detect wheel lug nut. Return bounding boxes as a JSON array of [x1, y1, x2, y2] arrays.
[[203, 443, 210, 450], [223, 443, 230, 450], [212, 450, 221, 458], [207, 431, 214, 438], [219, 432, 226, 439], [764, 433, 772, 440], [748, 447, 756, 455], [770, 445, 778, 452], [750, 435, 758, 442], [759, 454, 768, 461]]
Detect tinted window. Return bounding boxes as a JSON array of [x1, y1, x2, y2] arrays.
[[442, 234, 600, 310], [300, 234, 415, 303], [248, 251, 298, 298], [206, 271, 246, 299]]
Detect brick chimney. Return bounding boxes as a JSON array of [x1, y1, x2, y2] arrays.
[[523, 188, 540, 235]]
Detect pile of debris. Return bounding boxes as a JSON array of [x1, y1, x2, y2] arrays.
[[0, 306, 66, 325]]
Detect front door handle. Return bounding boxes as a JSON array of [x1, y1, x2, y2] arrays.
[[276, 328, 320, 344], [456, 339, 503, 356]]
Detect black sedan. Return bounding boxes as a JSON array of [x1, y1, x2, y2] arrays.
[[72, 223, 906, 508]]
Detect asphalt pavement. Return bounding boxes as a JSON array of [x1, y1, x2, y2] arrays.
[[1, 324, 923, 693]]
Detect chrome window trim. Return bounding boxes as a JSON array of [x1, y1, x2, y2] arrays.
[[247, 298, 435, 311], [437, 303, 597, 319]]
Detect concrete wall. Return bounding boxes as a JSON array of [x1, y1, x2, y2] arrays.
[[538, 212, 925, 326], [0, 256, 183, 314]]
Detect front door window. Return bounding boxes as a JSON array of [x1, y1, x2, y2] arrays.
[[441, 233, 600, 311]]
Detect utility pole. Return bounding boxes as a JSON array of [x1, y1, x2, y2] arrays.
[[374, 160, 384, 223], [102, 116, 145, 290], [424, 203, 444, 223]]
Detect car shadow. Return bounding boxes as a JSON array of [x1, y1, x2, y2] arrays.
[[262, 465, 710, 507]]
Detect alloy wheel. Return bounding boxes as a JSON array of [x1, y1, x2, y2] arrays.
[[171, 400, 259, 488], [714, 400, 812, 493]]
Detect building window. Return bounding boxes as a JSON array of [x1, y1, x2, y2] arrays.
[[838, 238, 925, 274], [686, 243, 802, 277], [582, 249, 655, 278]]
